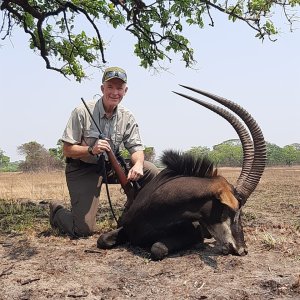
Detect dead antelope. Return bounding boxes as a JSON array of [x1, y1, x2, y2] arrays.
[[97, 86, 266, 260]]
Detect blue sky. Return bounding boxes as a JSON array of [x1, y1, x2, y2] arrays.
[[0, 12, 299, 161]]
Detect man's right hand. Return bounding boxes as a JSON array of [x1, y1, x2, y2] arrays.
[[91, 138, 111, 155]]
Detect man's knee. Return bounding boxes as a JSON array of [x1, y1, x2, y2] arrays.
[[142, 161, 159, 183], [74, 222, 94, 237], [144, 160, 159, 174], [73, 214, 96, 237]]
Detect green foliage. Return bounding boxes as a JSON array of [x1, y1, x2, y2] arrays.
[[290, 143, 300, 150], [0, 149, 19, 172], [185, 140, 244, 167], [282, 145, 300, 166], [266, 142, 284, 166], [120, 148, 130, 160], [0, 200, 49, 234], [120, 146, 156, 162], [211, 141, 243, 166], [1, 139, 300, 173], [49, 140, 65, 165], [144, 146, 156, 162], [184, 140, 300, 167], [0, 162, 20, 172], [1, 0, 299, 81], [186, 146, 210, 158], [0, 149, 10, 168]]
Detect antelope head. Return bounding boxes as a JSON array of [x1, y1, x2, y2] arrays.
[[174, 86, 267, 255]]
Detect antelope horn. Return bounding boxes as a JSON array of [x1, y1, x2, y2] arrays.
[[173, 91, 254, 187], [177, 86, 266, 204]]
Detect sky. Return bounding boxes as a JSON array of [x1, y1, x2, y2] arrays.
[[0, 10, 299, 162]]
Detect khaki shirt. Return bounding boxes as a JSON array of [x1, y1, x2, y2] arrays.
[[61, 98, 145, 164]]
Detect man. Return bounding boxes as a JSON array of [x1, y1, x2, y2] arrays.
[[50, 66, 159, 237]]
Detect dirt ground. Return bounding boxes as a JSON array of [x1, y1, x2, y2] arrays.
[[0, 167, 299, 300]]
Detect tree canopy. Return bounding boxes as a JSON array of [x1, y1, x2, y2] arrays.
[[1, 0, 299, 81], [1, 139, 300, 172], [17, 141, 64, 171], [185, 140, 300, 167], [0, 149, 10, 167]]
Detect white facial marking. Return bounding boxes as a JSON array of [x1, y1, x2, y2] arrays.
[[207, 218, 237, 249]]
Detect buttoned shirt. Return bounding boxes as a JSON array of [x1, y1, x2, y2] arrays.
[[61, 98, 145, 164]]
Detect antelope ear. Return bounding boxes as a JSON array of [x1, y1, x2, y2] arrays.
[[219, 191, 239, 211]]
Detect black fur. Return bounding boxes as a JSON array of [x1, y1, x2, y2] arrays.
[[161, 150, 215, 178]]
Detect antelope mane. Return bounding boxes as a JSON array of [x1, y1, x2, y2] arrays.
[[161, 150, 215, 178]]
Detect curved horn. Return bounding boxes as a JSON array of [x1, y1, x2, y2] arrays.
[[176, 86, 266, 204], [173, 91, 254, 187]]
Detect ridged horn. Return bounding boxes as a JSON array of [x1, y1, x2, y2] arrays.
[[176, 86, 266, 204], [173, 91, 254, 187]]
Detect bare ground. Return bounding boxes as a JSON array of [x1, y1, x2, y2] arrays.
[[0, 167, 299, 300]]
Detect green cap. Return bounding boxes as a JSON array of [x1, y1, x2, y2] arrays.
[[102, 67, 127, 83]]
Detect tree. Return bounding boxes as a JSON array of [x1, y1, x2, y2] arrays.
[[266, 142, 284, 166], [290, 143, 300, 151], [0, 149, 10, 168], [49, 140, 65, 165], [1, 0, 299, 81], [220, 139, 241, 147], [0, 149, 20, 172], [186, 146, 210, 158], [144, 146, 156, 162], [282, 145, 300, 166], [211, 141, 243, 167], [17, 141, 64, 171], [120, 145, 156, 162]]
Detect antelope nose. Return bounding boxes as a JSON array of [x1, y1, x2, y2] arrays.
[[237, 247, 248, 256], [221, 245, 230, 255]]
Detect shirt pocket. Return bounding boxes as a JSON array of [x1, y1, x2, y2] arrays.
[[84, 129, 99, 139], [82, 129, 98, 147], [115, 132, 124, 143], [108, 132, 123, 152]]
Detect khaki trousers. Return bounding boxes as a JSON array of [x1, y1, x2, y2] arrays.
[[53, 159, 159, 237]]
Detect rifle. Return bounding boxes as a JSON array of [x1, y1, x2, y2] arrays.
[[81, 97, 136, 209]]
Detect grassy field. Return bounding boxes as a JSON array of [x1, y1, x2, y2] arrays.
[[0, 167, 299, 299], [0, 170, 125, 234], [0, 171, 69, 202], [0, 166, 299, 234]]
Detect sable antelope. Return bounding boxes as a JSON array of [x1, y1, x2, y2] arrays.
[[97, 86, 266, 260]]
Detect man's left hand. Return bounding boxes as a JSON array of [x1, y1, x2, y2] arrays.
[[127, 164, 143, 181]]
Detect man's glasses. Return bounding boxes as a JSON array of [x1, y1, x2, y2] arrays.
[[103, 71, 127, 82]]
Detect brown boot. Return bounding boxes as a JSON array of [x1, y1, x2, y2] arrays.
[[49, 202, 63, 228]]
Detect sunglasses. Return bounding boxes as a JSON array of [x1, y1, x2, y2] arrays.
[[103, 70, 127, 82]]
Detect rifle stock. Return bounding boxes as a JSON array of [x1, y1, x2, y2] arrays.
[[106, 151, 135, 208]]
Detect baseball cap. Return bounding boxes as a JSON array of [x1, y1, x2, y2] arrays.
[[102, 67, 127, 83]]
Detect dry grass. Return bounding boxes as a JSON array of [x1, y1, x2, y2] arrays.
[[0, 166, 299, 233], [0, 171, 126, 234], [0, 171, 125, 204], [219, 166, 300, 224], [1, 166, 299, 207], [0, 171, 68, 202]]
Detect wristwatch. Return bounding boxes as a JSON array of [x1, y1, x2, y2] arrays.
[[88, 146, 94, 156]]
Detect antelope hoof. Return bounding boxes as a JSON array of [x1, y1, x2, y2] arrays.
[[151, 242, 169, 261]]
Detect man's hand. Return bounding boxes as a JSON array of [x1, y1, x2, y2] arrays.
[[127, 163, 143, 181], [127, 150, 144, 181], [91, 139, 111, 155]]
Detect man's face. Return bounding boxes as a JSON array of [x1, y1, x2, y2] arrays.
[[101, 78, 128, 108]]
